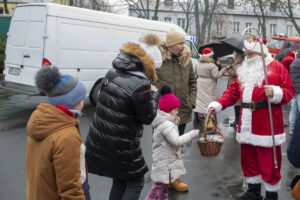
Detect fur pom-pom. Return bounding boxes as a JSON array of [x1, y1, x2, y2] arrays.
[[35, 66, 61, 92], [160, 85, 172, 95], [141, 33, 160, 46]]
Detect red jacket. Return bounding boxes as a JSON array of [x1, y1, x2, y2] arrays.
[[210, 61, 295, 147], [281, 51, 295, 73]]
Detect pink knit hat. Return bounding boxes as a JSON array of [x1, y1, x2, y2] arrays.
[[159, 86, 181, 113]]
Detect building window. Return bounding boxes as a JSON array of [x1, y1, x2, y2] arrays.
[[245, 23, 252, 32], [0, 7, 3, 14], [233, 22, 239, 33], [177, 18, 185, 29], [270, 24, 277, 35], [164, 17, 172, 23], [216, 21, 223, 36], [286, 25, 293, 36], [258, 24, 262, 34], [152, 16, 159, 21]]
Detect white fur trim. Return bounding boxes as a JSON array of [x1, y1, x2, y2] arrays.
[[236, 132, 286, 147], [246, 175, 262, 184], [238, 86, 286, 147], [207, 101, 222, 113], [270, 85, 283, 104], [239, 86, 254, 141], [263, 180, 281, 192], [80, 143, 87, 183], [202, 51, 214, 57]]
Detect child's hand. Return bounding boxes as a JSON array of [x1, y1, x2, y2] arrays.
[[151, 84, 158, 92], [188, 130, 200, 139]]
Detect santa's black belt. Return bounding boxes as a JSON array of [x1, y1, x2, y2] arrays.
[[241, 101, 278, 111]]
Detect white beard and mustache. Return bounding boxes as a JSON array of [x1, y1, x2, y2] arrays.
[[237, 55, 271, 89]]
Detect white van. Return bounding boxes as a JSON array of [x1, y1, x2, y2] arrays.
[[2, 3, 199, 104]]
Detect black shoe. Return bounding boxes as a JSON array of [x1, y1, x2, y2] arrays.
[[264, 191, 278, 200], [240, 184, 263, 200], [241, 192, 263, 200], [230, 120, 238, 127]]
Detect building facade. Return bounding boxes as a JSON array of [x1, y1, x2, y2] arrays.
[[128, 0, 300, 42]]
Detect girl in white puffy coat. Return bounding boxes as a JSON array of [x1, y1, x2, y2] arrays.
[[145, 86, 199, 200]]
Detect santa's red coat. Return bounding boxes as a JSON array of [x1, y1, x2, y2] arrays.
[[210, 60, 295, 147]]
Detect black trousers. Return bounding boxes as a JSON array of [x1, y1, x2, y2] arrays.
[[178, 123, 186, 136], [109, 177, 144, 200]]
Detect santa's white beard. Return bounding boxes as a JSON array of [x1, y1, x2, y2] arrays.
[[237, 56, 265, 89]]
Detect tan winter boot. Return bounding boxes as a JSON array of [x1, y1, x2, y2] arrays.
[[169, 179, 189, 192]]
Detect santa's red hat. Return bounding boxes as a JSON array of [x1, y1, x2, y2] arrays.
[[201, 48, 214, 57]]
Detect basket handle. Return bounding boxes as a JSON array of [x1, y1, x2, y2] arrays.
[[203, 111, 219, 137]]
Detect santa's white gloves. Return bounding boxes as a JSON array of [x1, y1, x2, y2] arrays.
[[188, 130, 200, 138]]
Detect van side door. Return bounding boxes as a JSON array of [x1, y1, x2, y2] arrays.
[[5, 5, 47, 85]]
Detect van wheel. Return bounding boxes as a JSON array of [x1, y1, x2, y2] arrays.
[[89, 81, 102, 105]]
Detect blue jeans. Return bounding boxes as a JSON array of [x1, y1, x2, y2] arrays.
[[289, 94, 300, 132], [109, 177, 144, 200], [82, 180, 91, 200]]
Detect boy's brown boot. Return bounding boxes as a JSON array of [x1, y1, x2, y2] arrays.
[[169, 179, 189, 192]]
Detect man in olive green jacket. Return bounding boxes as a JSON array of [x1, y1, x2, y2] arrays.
[[155, 28, 197, 136]]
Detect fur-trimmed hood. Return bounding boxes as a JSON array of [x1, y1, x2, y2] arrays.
[[159, 42, 192, 68], [199, 56, 214, 63], [113, 43, 157, 83]]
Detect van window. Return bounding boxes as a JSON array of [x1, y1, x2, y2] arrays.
[[296, 42, 300, 49], [185, 40, 199, 59]]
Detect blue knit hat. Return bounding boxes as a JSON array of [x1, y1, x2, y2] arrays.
[[35, 67, 86, 109]]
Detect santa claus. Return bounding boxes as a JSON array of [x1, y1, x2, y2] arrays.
[[208, 38, 295, 200]]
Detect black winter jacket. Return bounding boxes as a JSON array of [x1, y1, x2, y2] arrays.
[[287, 111, 300, 168], [290, 52, 300, 94], [85, 52, 158, 180]]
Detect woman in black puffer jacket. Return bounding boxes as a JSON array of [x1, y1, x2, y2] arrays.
[[85, 43, 159, 200]]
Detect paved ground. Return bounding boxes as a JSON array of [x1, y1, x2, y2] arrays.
[[0, 76, 298, 200]]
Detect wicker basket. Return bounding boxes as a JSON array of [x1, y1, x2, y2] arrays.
[[197, 112, 224, 157]]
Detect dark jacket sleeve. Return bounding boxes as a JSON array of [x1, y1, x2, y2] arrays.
[[287, 112, 300, 168], [132, 83, 158, 124]]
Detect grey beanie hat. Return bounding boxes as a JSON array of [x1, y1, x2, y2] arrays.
[[35, 67, 86, 109]]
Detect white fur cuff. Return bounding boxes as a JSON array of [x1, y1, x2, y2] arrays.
[[246, 175, 262, 184], [263, 180, 281, 192], [236, 132, 286, 147], [270, 85, 283, 104], [207, 101, 222, 113]]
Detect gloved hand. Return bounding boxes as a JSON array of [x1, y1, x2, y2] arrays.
[[188, 129, 200, 139]]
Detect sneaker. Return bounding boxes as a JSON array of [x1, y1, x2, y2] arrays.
[[169, 179, 189, 192]]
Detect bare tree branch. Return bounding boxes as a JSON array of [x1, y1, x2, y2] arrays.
[[248, 0, 267, 39], [3, 0, 9, 14], [178, 0, 194, 33], [153, 0, 161, 20], [125, 0, 152, 19], [278, 0, 300, 35]]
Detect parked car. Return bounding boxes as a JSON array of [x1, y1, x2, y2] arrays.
[[219, 54, 234, 64]]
